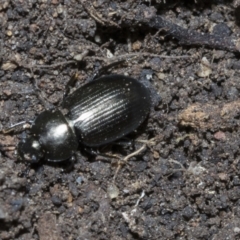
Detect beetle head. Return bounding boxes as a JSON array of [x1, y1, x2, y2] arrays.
[[18, 137, 43, 163]]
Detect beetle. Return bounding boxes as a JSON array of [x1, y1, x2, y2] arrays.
[[17, 74, 152, 163]]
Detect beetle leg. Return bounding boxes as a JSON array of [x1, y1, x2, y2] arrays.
[[110, 137, 134, 149], [91, 60, 126, 81], [63, 72, 79, 98], [17, 163, 31, 178], [60, 154, 76, 173], [29, 67, 54, 110], [83, 146, 100, 156]]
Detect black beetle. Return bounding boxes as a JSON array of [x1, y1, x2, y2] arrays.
[[18, 74, 152, 163]]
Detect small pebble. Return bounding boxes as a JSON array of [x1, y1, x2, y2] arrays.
[[107, 183, 119, 199], [51, 195, 62, 206]]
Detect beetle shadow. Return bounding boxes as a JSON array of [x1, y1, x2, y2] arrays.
[[17, 126, 151, 178]]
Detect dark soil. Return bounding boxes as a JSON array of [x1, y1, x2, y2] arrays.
[[1, 0, 240, 239]]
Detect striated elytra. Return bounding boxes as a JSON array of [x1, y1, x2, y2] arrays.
[[18, 74, 152, 162]]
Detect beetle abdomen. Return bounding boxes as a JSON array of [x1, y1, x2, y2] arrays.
[[63, 75, 151, 147]]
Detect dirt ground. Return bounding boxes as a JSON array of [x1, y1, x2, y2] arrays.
[[1, 0, 240, 239]]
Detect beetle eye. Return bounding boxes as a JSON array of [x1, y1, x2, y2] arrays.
[[18, 138, 43, 163]]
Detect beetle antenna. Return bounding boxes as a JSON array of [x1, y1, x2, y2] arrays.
[[1, 120, 33, 134], [29, 67, 55, 110]]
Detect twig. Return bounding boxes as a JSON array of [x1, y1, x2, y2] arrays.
[[113, 144, 146, 182], [168, 159, 186, 170], [123, 6, 240, 53], [80, 0, 120, 28], [33, 60, 76, 69], [85, 52, 191, 64], [113, 137, 157, 182], [123, 144, 147, 163], [27, 52, 191, 70], [147, 15, 240, 53], [164, 159, 186, 178]]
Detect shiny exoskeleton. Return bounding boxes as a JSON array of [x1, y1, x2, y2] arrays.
[[18, 75, 151, 162]]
